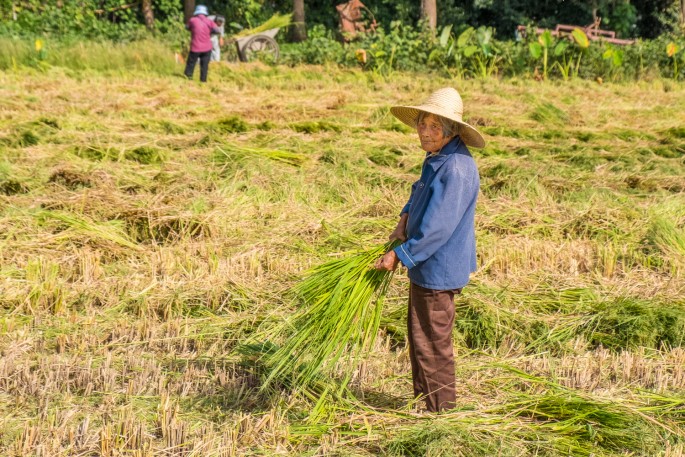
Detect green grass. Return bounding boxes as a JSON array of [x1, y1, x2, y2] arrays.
[[0, 37, 180, 74]]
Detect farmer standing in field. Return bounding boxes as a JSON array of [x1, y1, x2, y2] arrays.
[[374, 87, 484, 412], [208, 14, 226, 62], [184, 5, 221, 82]]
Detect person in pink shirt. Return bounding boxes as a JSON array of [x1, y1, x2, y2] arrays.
[[184, 5, 221, 82]]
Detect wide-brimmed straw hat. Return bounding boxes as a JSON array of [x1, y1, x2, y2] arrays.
[[390, 87, 485, 148]]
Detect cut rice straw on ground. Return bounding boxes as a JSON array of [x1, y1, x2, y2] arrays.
[[258, 241, 400, 391], [214, 143, 306, 167]]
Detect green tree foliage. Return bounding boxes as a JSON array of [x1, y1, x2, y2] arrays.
[[0, 0, 11, 20], [203, 0, 278, 31], [632, 0, 679, 37], [602, 1, 638, 38], [0, 0, 681, 42], [0, 0, 182, 38], [234, 0, 677, 41]]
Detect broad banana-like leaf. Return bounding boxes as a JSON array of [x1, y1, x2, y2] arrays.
[[529, 42, 542, 59], [571, 28, 590, 49], [554, 40, 569, 56], [482, 43, 492, 57], [463, 45, 478, 57], [613, 49, 624, 66], [477, 26, 493, 45], [457, 27, 474, 48], [539, 30, 553, 48], [439, 24, 453, 48]]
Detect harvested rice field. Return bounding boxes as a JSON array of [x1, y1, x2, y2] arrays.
[[1, 60, 685, 456]]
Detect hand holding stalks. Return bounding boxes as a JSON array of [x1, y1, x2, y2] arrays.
[[374, 249, 399, 271], [389, 213, 408, 242]]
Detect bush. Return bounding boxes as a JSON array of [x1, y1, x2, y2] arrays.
[[350, 21, 434, 73], [280, 23, 685, 82], [280, 25, 346, 66], [281, 22, 433, 74]]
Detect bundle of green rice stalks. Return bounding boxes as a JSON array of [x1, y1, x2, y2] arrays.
[[233, 13, 293, 39], [506, 393, 661, 453], [488, 367, 669, 454], [36, 210, 142, 252], [580, 297, 685, 350], [260, 241, 400, 390], [214, 143, 306, 168]]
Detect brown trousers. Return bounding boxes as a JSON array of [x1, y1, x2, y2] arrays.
[[408, 282, 461, 412]]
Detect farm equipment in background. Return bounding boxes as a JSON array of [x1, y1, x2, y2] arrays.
[[233, 28, 281, 62], [517, 18, 635, 46], [336, 0, 378, 42], [224, 13, 291, 63]]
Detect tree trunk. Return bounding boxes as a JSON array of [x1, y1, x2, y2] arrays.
[[681, 0, 685, 28], [590, 0, 598, 23], [290, 0, 307, 42], [141, 0, 154, 30], [184, 0, 195, 24], [421, 0, 437, 31]]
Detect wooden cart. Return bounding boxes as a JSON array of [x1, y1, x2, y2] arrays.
[[233, 28, 281, 62]]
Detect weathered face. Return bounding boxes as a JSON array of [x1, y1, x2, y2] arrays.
[[417, 113, 452, 153]]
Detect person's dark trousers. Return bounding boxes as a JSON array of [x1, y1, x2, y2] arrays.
[[184, 51, 212, 82], [407, 282, 461, 412]]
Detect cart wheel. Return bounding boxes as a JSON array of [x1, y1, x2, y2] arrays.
[[240, 35, 280, 63]]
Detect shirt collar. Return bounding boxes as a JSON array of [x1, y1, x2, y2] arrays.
[[424, 136, 470, 171]]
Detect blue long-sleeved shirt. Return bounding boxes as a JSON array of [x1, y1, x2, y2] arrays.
[[393, 136, 479, 290]]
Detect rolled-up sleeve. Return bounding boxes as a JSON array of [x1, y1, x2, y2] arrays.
[[394, 164, 475, 269]]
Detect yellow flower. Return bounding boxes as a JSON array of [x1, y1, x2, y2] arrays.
[[35, 39, 43, 52], [355, 49, 367, 64], [666, 42, 678, 58]]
